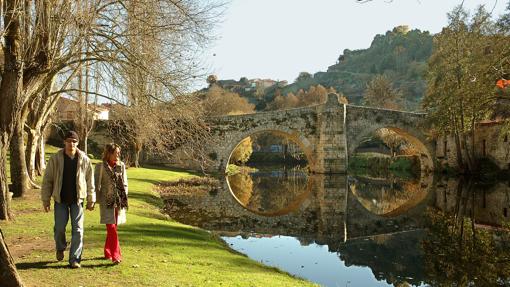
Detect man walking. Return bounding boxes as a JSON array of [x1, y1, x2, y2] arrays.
[[42, 131, 95, 268]]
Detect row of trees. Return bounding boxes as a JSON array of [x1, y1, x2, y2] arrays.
[[200, 84, 255, 116], [0, 1, 223, 285], [424, 3, 510, 173], [266, 85, 347, 110]]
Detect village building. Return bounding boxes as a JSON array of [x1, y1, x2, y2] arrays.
[[55, 97, 110, 121], [436, 119, 510, 171]]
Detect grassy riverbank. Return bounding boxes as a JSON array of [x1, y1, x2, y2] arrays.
[[1, 147, 315, 286]]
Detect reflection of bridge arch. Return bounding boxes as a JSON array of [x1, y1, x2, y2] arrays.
[[226, 171, 314, 217], [349, 174, 434, 218], [226, 129, 313, 172], [346, 174, 435, 240]]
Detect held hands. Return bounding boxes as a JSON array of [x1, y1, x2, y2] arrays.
[[42, 202, 95, 211], [86, 202, 95, 211]]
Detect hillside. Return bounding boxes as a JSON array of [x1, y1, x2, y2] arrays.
[[316, 26, 432, 109], [207, 26, 433, 112]]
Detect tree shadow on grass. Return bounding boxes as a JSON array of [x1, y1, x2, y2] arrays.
[[132, 210, 169, 221], [137, 164, 202, 176], [128, 192, 163, 209], [16, 258, 115, 270], [89, 223, 209, 243], [129, 178, 162, 186]]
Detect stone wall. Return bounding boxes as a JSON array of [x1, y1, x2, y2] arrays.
[[436, 121, 510, 171]]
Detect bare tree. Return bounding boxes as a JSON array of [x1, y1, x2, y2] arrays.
[[201, 85, 255, 116], [2, 0, 223, 211], [375, 128, 407, 158], [108, 96, 212, 168], [0, 0, 223, 282], [103, 0, 223, 168], [363, 75, 403, 109], [73, 61, 97, 155]]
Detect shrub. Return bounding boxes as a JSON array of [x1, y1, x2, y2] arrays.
[[157, 176, 221, 196]]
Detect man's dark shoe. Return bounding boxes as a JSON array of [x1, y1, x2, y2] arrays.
[[56, 250, 64, 261], [70, 261, 81, 269]]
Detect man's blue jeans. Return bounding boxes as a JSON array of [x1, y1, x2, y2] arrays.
[[54, 201, 84, 264]]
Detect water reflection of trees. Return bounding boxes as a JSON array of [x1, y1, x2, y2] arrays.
[[424, 178, 510, 286], [227, 168, 309, 215], [338, 231, 425, 286]]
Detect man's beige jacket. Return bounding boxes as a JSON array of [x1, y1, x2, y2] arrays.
[[41, 149, 96, 206]]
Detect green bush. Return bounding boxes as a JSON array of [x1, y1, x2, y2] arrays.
[[349, 153, 419, 178]]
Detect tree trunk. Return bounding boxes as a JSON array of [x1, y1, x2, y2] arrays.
[[83, 134, 88, 154], [132, 140, 143, 168], [0, 140, 12, 221], [25, 129, 39, 180], [0, 228, 23, 287], [470, 184, 477, 245], [461, 134, 475, 173], [454, 132, 465, 173], [9, 119, 29, 198], [469, 121, 478, 172], [133, 149, 141, 168], [0, 0, 24, 220], [35, 133, 46, 176]]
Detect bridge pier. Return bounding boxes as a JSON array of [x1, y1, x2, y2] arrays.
[[314, 93, 348, 173]]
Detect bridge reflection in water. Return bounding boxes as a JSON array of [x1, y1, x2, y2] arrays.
[[162, 169, 510, 287]]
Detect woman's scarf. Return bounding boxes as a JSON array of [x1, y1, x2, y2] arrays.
[[103, 161, 128, 209]]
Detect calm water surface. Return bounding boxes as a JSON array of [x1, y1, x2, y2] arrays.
[[163, 166, 510, 286]]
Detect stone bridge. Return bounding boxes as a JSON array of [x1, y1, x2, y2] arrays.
[[204, 93, 435, 174]]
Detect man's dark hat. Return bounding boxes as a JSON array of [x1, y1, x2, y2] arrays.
[[64, 130, 79, 142]]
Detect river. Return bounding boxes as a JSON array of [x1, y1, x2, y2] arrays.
[[162, 165, 510, 286]]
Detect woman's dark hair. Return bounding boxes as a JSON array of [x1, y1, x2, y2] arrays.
[[102, 143, 121, 162]]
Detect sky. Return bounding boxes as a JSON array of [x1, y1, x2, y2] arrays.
[[203, 0, 508, 86]]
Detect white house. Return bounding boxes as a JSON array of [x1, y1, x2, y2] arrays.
[[56, 97, 110, 121]]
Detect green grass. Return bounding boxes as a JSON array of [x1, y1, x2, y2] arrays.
[[348, 153, 419, 179], [1, 146, 315, 287]]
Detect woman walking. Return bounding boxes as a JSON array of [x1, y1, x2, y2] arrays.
[[95, 143, 128, 264]]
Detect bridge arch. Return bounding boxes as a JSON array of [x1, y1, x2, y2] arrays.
[[209, 105, 321, 173], [224, 128, 313, 171], [349, 126, 434, 173], [345, 106, 435, 173], [346, 173, 435, 239]]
